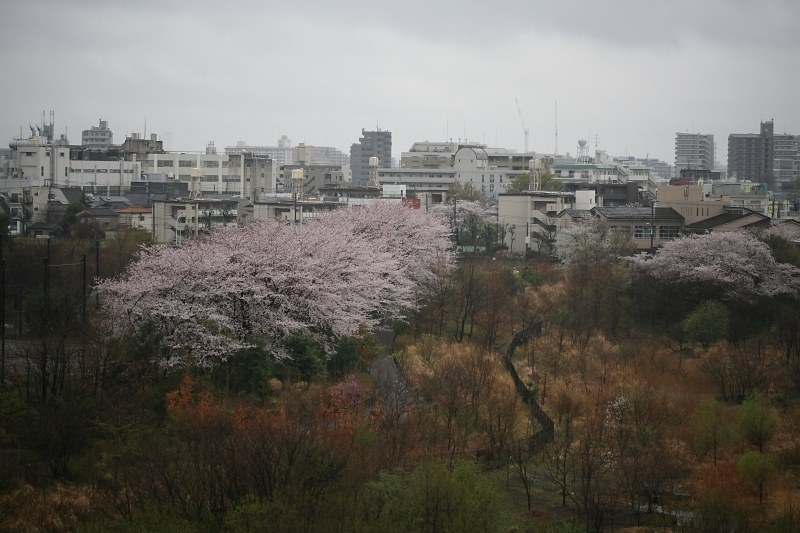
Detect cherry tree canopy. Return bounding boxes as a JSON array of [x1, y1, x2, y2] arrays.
[[555, 216, 634, 265], [627, 231, 800, 300], [429, 200, 487, 229], [98, 203, 452, 367]]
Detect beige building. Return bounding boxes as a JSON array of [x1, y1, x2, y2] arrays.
[[655, 183, 770, 225], [655, 184, 724, 226], [498, 190, 578, 255]]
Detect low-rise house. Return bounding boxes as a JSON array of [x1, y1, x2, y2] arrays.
[[75, 206, 119, 238], [591, 206, 684, 250], [116, 206, 153, 232]]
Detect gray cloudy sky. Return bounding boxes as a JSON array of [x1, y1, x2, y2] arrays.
[[2, 0, 799, 164]]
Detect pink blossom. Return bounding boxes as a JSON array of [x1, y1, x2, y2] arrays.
[[627, 231, 800, 300], [97, 203, 453, 367]]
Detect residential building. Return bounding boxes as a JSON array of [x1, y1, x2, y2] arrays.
[[350, 129, 391, 185], [728, 121, 772, 182], [82, 119, 113, 150], [676, 168, 722, 182], [378, 167, 455, 203], [250, 195, 342, 223], [151, 196, 239, 244], [614, 156, 673, 182], [774, 133, 800, 187], [292, 143, 349, 167], [115, 206, 153, 232], [656, 184, 726, 226], [227, 153, 275, 201], [279, 164, 348, 196], [75, 206, 119, 238], [655, 182, 770, 225], [498, 190, 578, 255], [141, 150, 274, 198], [550, 151, 627, 183], [452, 146, 529, 195], [709, 182, 770, 215], [226, 137, 294, 166], [400, 141, 459, 168], [560, 182, 640, 206], [317, 186, 386, 206], [674, 133, 715, 177]]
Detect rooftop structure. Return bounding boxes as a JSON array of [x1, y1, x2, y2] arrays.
[[82, 119, 113, 150]]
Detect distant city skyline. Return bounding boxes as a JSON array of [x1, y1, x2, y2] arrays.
[[2, 1, 798, 165]]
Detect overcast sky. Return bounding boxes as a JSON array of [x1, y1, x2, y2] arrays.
[[2, 0, 798, 164]]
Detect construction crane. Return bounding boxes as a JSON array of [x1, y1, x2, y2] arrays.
[[515, 97, 530, 153]]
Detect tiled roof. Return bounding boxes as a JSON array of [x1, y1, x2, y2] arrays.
[[116, 206, 151, 214], [593, 207, 683, 220], [685, 212, 765, 230]]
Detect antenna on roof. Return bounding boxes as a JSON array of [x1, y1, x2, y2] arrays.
[[554, 100, 558, 156]]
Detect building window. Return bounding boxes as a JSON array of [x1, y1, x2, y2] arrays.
[[659, 226, 680, 240], [157, 160, 174, 167], [634, 225, 653, 239]]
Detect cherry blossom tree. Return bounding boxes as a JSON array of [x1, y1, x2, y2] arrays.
[[555, 216, 633, 266], [430, 200, 489, 246], [628, 231, 800, 301], [97, 204, 452, 367], [320, 201, 452, 287]]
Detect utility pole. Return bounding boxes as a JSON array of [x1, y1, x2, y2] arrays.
[[0, 234, 4, 390], [42, 255, 49, 404], [525, 222, 530, 256], [650, 202, 655, 249], [452, 195, 458, 246], [82, 255, 87, 323]]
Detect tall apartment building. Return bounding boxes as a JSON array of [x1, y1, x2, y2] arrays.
[[674, 133, 715, 177], [350, 129, 391, 185], [82, 119, 113, 150], [728, 121, 775, 182], [773, 132, 800, 187], [727, 120, 800, 188]]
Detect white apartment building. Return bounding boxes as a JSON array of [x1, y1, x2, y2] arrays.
[[141, 151, 274, 199], [400, 141, 459, 168], [452, 146, 529, 195], [675, 132, 715, 176], [2, 136, 275, 199], [82, 119, 113, 150], [225, 137, 293, 166]]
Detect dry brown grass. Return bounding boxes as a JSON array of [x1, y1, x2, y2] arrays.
[[0, 482, 97, 533]]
